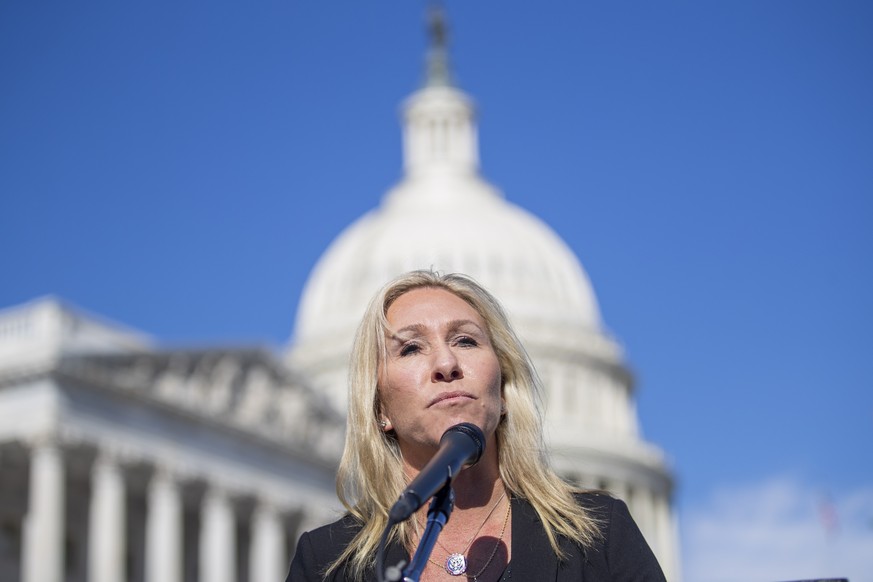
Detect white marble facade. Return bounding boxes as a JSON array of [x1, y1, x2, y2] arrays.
[[0, 299, 341, 582]]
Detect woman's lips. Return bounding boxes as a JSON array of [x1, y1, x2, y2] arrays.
[[429, 391, 475, 407]]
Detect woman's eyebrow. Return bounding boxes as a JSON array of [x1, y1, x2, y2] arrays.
[[445, 319, 485, 333], [389, 320, 484, 339], [389, 323, 426, 339]]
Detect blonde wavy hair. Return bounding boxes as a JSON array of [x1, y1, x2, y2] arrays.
[[330, 270, 601, 579]]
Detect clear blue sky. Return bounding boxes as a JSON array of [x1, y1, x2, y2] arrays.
[[2, 2, 871, 578]]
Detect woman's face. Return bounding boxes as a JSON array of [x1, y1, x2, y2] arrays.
[[378, 287, 504, 465]]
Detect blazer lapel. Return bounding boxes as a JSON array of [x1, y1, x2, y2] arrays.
[[509, 496, 559, 580]]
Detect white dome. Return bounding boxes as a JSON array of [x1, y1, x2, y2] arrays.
[[294, 173, 602, 342]]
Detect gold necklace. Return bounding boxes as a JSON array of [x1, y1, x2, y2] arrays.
[[420, 492, 511, 579], [436, 490, 506, 573]]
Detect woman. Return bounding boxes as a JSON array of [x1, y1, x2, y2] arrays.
[[289, 271, 666, 581]]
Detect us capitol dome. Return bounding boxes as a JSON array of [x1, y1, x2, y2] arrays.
[[290, 10, 680, 579]]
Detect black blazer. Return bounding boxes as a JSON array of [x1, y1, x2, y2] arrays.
[[288, 492, 667, 581]]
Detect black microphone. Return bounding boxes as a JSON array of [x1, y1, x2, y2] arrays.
[[388, 423, 486, 523]]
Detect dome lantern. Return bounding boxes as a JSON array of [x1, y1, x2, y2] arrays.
[[402, 6, 479, 180]]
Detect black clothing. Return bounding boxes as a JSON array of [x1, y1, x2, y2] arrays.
[[287, 492, 667, 581]]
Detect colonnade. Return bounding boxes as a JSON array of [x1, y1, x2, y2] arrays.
[[18, 439, 310, 582]]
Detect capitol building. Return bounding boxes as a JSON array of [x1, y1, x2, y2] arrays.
[[0, 12, 679, 582]]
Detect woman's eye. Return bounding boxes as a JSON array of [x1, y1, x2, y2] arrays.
[[399, 343, 421, 356], [456, 336, 478, 347]]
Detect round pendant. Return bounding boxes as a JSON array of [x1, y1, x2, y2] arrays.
[[445, 553, 467, 576]]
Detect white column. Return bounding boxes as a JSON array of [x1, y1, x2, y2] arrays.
[[654, 494, 680, 582], [88, 455, 126, 582], [628, 487, 655, 547], [249, 503, 285, 582], [22, 440, 65, 582], [145, 469, 183, 582], [669, 502, 683, 582], [199, 488, 236, 582], [607, 479, 628, 503]]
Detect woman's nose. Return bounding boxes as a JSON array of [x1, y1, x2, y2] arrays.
[[431, 347, 463, 382]]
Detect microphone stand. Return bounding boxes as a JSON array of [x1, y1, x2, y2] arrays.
[[401, 482, 455, 581], [380, 482, 455, 582]]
